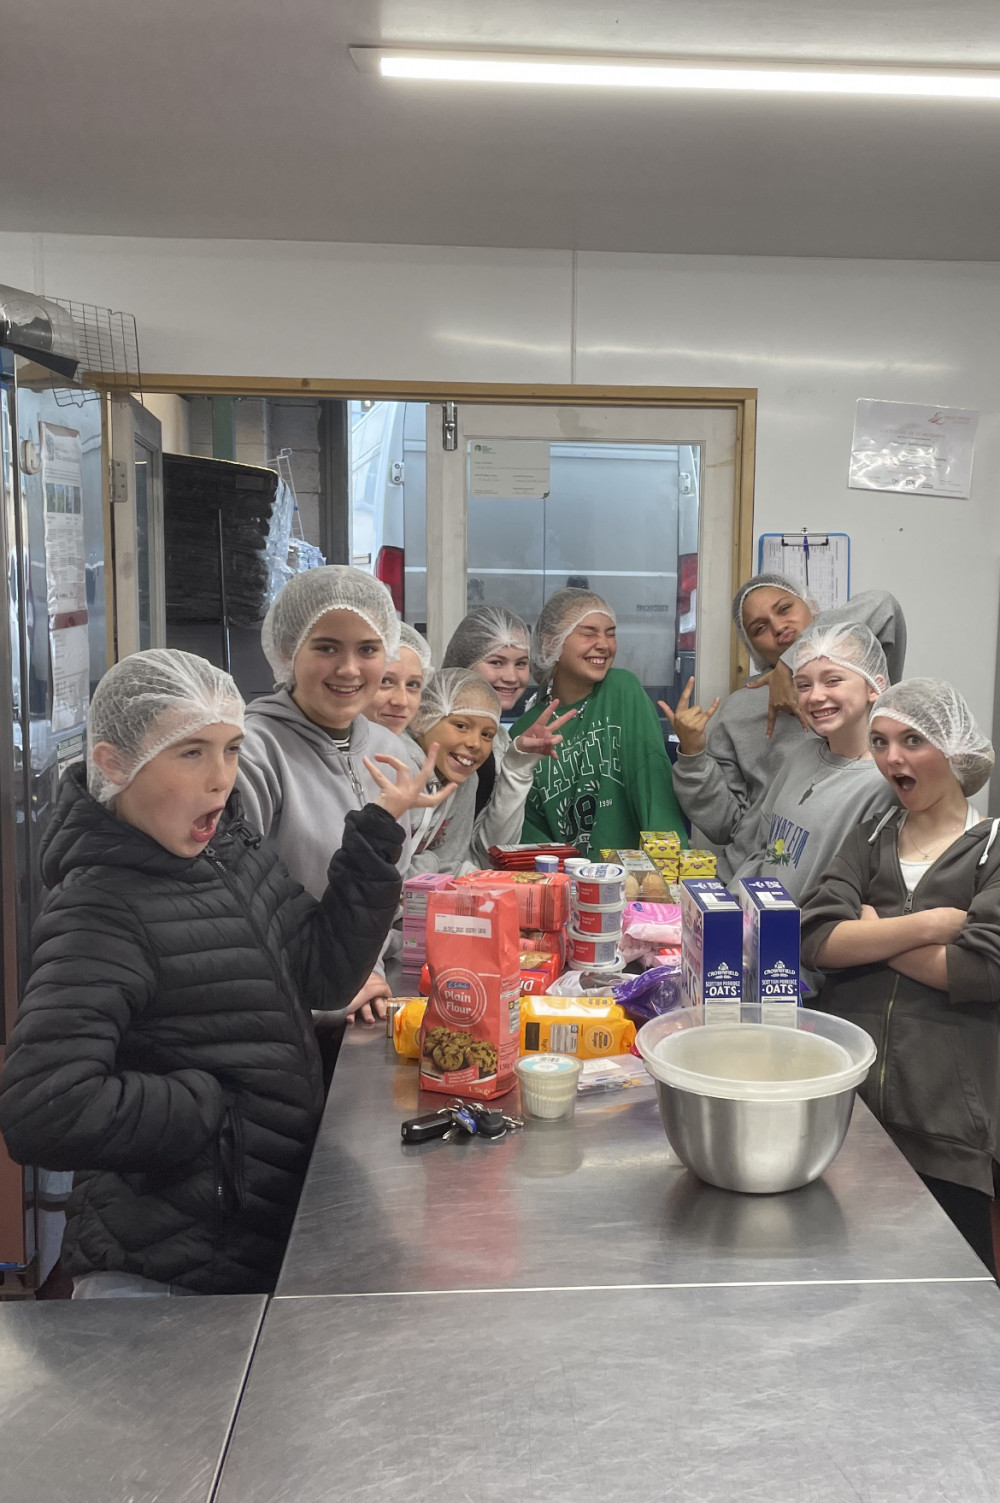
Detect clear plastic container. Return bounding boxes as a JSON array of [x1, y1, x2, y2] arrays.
[[515, 1053, 583, 1119], [635, 1006, 875, 1103]]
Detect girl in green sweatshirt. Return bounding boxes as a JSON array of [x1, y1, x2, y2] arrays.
[[511, 588, 687, 859]]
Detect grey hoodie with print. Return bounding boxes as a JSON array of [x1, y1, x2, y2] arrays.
[[671, 589, 906, 880]]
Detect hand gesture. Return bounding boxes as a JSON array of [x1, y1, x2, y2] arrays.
[[658, 679, 720, 756], [363, 744, 456, 822], [514, 700, 577, 760], [746, 660, 811, 739]]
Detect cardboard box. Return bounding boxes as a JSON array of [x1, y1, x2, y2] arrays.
[[680, 879, 743, 1021], [736, 877, 801, 1025]]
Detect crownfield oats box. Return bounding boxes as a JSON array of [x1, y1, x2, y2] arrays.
[[680, 879, 743, 1023], [736, 877, 801, 1026]]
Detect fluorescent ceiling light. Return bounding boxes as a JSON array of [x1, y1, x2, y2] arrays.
[[350, 48, 1000, 100]]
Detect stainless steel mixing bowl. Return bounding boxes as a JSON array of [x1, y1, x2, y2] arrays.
[[653, 1077, 858, 1194]]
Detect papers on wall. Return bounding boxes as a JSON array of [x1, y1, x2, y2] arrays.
[[40, 422, 87, 613], [849, 399, 978, 499], [469, 439, 550, 500], [757, 533, 850, 612], [50, 623, 90, 732]]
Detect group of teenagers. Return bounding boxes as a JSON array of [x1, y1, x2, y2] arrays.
[[2, 560, 1000, 1299]]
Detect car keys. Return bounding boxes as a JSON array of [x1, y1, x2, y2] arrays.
[[400, 1101, 479, 1144]]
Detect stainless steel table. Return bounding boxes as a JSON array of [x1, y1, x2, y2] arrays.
[[0, 1295, 265, 1503], [276, 1028, 989, 1295], [216, 1280, 1000, 1503]]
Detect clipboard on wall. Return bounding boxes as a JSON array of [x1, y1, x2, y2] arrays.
[[757, 532, 851, 613]]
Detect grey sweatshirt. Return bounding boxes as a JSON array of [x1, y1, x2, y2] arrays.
[[402, 724, 540, 875], [671, 589, 906, 880], [728, 740, 896, 902], [237, 694, 416, 986]]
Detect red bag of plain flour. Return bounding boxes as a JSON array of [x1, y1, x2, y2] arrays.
[[420, 886, 522, 1099]]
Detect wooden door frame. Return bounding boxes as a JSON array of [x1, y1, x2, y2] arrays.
[[113, 376, 757, 687]]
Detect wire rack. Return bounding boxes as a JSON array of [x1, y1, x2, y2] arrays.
[[48, 298, 142, 407]]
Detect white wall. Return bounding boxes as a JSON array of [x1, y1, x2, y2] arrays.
[[3, 231, 997, 730]]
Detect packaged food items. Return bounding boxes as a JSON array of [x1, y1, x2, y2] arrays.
[[679, 849, 718, 880], [680, 878, 743, 1021], [392, 998, 427, 1059], [622, 902, 682, 945], [534, 854, 559, 873], [611, 962, 683, 1025], [641, 830, 682, 882], [520, 928, 566, 963], [421, 888, 522, 1099], [573, 901, 626, 936], [518, 949, 562, 994], [455, 869, 571, 932], [574, 863, 626, 906], [401, 874, 456, 994], [488, 843, 580, 871], [515, 1054, 582, 1120], [567, 929, 622, 969], [519, 996, 636, 1057], [598, 851, 668, 901], [736, 877, 801, 1024]]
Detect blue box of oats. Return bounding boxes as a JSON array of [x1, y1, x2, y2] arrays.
[[680, 879, 743, 1023], [736, 877, 801, 1025]]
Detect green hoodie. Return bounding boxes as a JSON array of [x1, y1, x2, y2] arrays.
[[511, 667, 688, 859]]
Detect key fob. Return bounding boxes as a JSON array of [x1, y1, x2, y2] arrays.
[[474, 1109, 508, 1139], [401, 1111, 452, 1144]]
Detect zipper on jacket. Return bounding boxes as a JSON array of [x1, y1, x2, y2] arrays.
[[876, 888, 913, 1118]]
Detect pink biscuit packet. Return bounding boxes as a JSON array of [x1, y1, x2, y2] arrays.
[[622, 902, 682, 945]]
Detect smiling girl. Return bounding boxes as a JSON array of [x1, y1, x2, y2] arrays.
[[800, 679, 1000, 1271], [404, 667, 572, 873], [728, 621, 895, 900], [442, 606, 532, 814], [512, 588, 686, 859], [238, 566, 415, 1022], [371, 622, 432, 738]]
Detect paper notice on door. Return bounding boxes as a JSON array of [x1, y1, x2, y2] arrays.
[[848, 399, 978, 499], [40, 422, 87, 613], [50, 623, 90, 732], [469, 440, 550, 500]]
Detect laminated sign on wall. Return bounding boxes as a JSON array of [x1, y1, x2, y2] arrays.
[[849, 399, 978, 499], [40, 422, 90, 731]]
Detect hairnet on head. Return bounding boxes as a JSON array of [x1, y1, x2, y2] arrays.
[[390, 622, 433, 676], [87, 649, 245, 806], [870, 678, 995, 796], [411, 668, 502, 737], [733, 571, 818, 669], [441, 606, 530, 671], [261, 566, 401, 689], [531, 588, 616, 682], [790, 621, 888, 694]]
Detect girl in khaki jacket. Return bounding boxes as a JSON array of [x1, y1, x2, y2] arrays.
[[800, 678, 1000, 1273]]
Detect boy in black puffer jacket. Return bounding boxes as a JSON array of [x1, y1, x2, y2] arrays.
[[0, 650, 451, 1298]]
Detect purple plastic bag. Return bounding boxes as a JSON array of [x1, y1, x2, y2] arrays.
[[612, 963, 684, 1025]]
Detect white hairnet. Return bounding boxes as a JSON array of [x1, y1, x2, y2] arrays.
[[870, 678, 995, 796], [87, 649, 245, 806], [790, 621, 888, 694], [733, 571, 818, 669], [441, 606, 530, 671], [390, 621, 433, 675], [261, 566, 401, 689], [531, 588, 616, 682], [411, 667, 501, 736]]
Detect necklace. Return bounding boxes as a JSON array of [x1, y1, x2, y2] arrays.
[[900, 806, 970, 861]]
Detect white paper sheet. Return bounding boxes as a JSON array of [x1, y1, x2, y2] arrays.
[[469, 439, 550, 500], [50, 623, 90, 732], [849, 399, 977, 499], [40, 421, 87, 613]]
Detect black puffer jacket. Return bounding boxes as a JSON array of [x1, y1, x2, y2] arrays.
[[0, 765, 404, 1294]]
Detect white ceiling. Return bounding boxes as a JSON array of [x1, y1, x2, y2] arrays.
[[5, 0, 1000, 259]]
